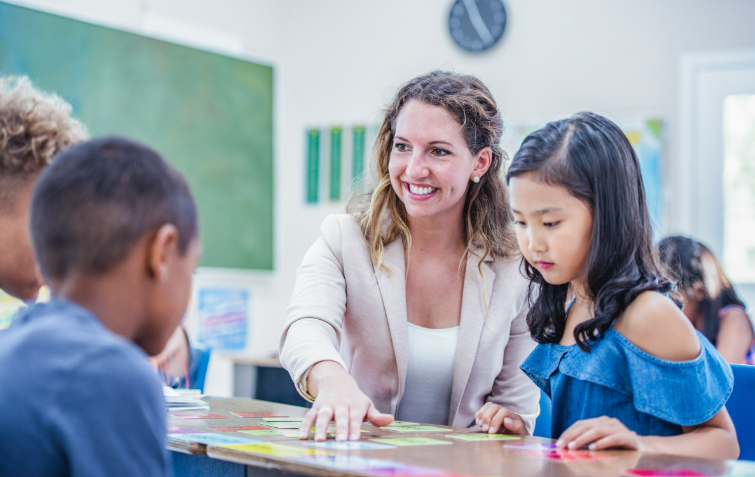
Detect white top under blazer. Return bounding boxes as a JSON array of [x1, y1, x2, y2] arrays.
[[395, 323, 459, 426], [279, 214, 540, 432]]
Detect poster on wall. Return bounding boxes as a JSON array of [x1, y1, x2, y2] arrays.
[[305, 124, 379, 204], [195, 287, 250, 351], [502, 117, 664, 231]]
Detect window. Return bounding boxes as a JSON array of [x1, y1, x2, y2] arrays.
[[723, 94, 755, 282]]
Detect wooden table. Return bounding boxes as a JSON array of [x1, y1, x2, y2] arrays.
[[168, 398, 750, 477]]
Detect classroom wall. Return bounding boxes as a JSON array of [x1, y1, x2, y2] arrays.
[[7, 0, 755, 396]]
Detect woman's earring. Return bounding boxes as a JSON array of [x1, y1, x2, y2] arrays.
[[472, 176, 480, 183]]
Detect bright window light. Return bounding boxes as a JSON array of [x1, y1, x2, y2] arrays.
[[723, 94, 755, 282]]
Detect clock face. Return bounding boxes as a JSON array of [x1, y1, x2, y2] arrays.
[[448, 0, 507, 52]]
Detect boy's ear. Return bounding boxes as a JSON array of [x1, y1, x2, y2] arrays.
[[147, 224, 179, 281]]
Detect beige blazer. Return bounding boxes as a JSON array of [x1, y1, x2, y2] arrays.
[[279, 214, 540, 432]]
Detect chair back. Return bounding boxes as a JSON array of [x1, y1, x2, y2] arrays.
[[192, 347, 212, 393], [730, 364, 755, 460], [533, 389, 552, 438]]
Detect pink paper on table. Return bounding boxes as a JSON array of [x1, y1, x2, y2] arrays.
[[504, 443, 559, 451], [518, 450, 614, 461], [208, 426, 270, 432], [294, 455, 452, 477], [622, 470, 713, 477], [167, 427, 203, 434], [231, 412, 288, 418], [366, 466, 450, 476], [171, 413, 227, 419]]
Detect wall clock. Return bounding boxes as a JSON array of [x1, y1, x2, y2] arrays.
[[448, 0, 507, 52]]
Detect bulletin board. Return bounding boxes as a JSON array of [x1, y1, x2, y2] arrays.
[[0, 2, 274, 270]]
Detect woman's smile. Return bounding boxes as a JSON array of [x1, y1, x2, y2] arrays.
[[404, 181, 439, 200]]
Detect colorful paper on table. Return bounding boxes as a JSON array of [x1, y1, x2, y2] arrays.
[[168, 427, 203, 434], [279, 429, 368, 438], [279, 431, 323, 438], [370, 437, 453, 446], [208, 426, 269, 432], [305, 441, 396, 450], [240, 430, 285, 436], [264, 422, 312, 429], [231, 412, 287, 418], [622, 470, 713, 477], [444, 433, 520, 441], [220, 442, 333, 458], [504, 443, 559, 450], [261, 417, 305, 422], [170, 433, 262, 446], [385, 421, 420, 427], [172, 413, 227, 419], [381, 426, 449, 433], [367, 467, 451, 477], [518, 450, 614, 461]]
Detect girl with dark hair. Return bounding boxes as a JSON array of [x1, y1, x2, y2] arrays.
[[659, 236, 755, 364], [475, 112, 738, 458]]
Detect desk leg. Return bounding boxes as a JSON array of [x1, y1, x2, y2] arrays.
[[171, 451, 245, 477]]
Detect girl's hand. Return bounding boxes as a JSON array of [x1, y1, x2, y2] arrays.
[[301, 361, 393, 441], [556, 416, 643, 451], [474, 402, 528, 434]]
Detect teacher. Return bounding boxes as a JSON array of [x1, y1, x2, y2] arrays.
[[280, 71, 539, 441]]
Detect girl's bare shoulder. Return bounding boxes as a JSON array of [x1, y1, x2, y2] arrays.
[[612, 291, 701, 361]]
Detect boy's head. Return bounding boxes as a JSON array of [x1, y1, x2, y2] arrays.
[[31, 136, 200, 354], [0, 76, 87, 300]]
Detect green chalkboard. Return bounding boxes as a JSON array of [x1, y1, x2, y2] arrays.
[[0, 2, 274, 270]]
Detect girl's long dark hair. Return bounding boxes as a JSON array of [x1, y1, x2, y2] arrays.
[[505, 112, 675, 351], [658, 236, 745, 345]]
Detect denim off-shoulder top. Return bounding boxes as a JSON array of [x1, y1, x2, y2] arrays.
[[520, 310, 734, 439]]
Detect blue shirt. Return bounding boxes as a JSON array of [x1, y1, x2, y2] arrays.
[[521, 327, 733, 439], [0, 300, 171, 477]]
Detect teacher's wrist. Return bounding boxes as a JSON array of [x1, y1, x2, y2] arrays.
[[306, 360, 347, 398]]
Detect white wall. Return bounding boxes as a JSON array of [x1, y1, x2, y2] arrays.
[[8, 0, 755, 395]]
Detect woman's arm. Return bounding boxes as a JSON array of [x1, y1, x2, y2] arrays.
[[280, 222, 350, 398], [280, 216, 392, 441], [717, 307, 754, 364], [299, 360, 393, 441]]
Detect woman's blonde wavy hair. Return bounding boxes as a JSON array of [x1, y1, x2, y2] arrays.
[[0, 76, 88, 177], [348, 71, 518, 275]]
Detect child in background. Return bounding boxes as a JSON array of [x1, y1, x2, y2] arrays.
[[475, 112, 738, 458], [0, 75, 197, 386], [659, 236, 755, 364], [0, 136, 201, 476], [0, 76, 87, 305]]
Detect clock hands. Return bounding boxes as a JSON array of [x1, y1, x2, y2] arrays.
[[462, 0, 494, 47]]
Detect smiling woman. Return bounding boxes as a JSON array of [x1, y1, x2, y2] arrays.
[[280, 71, 540, 442]]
